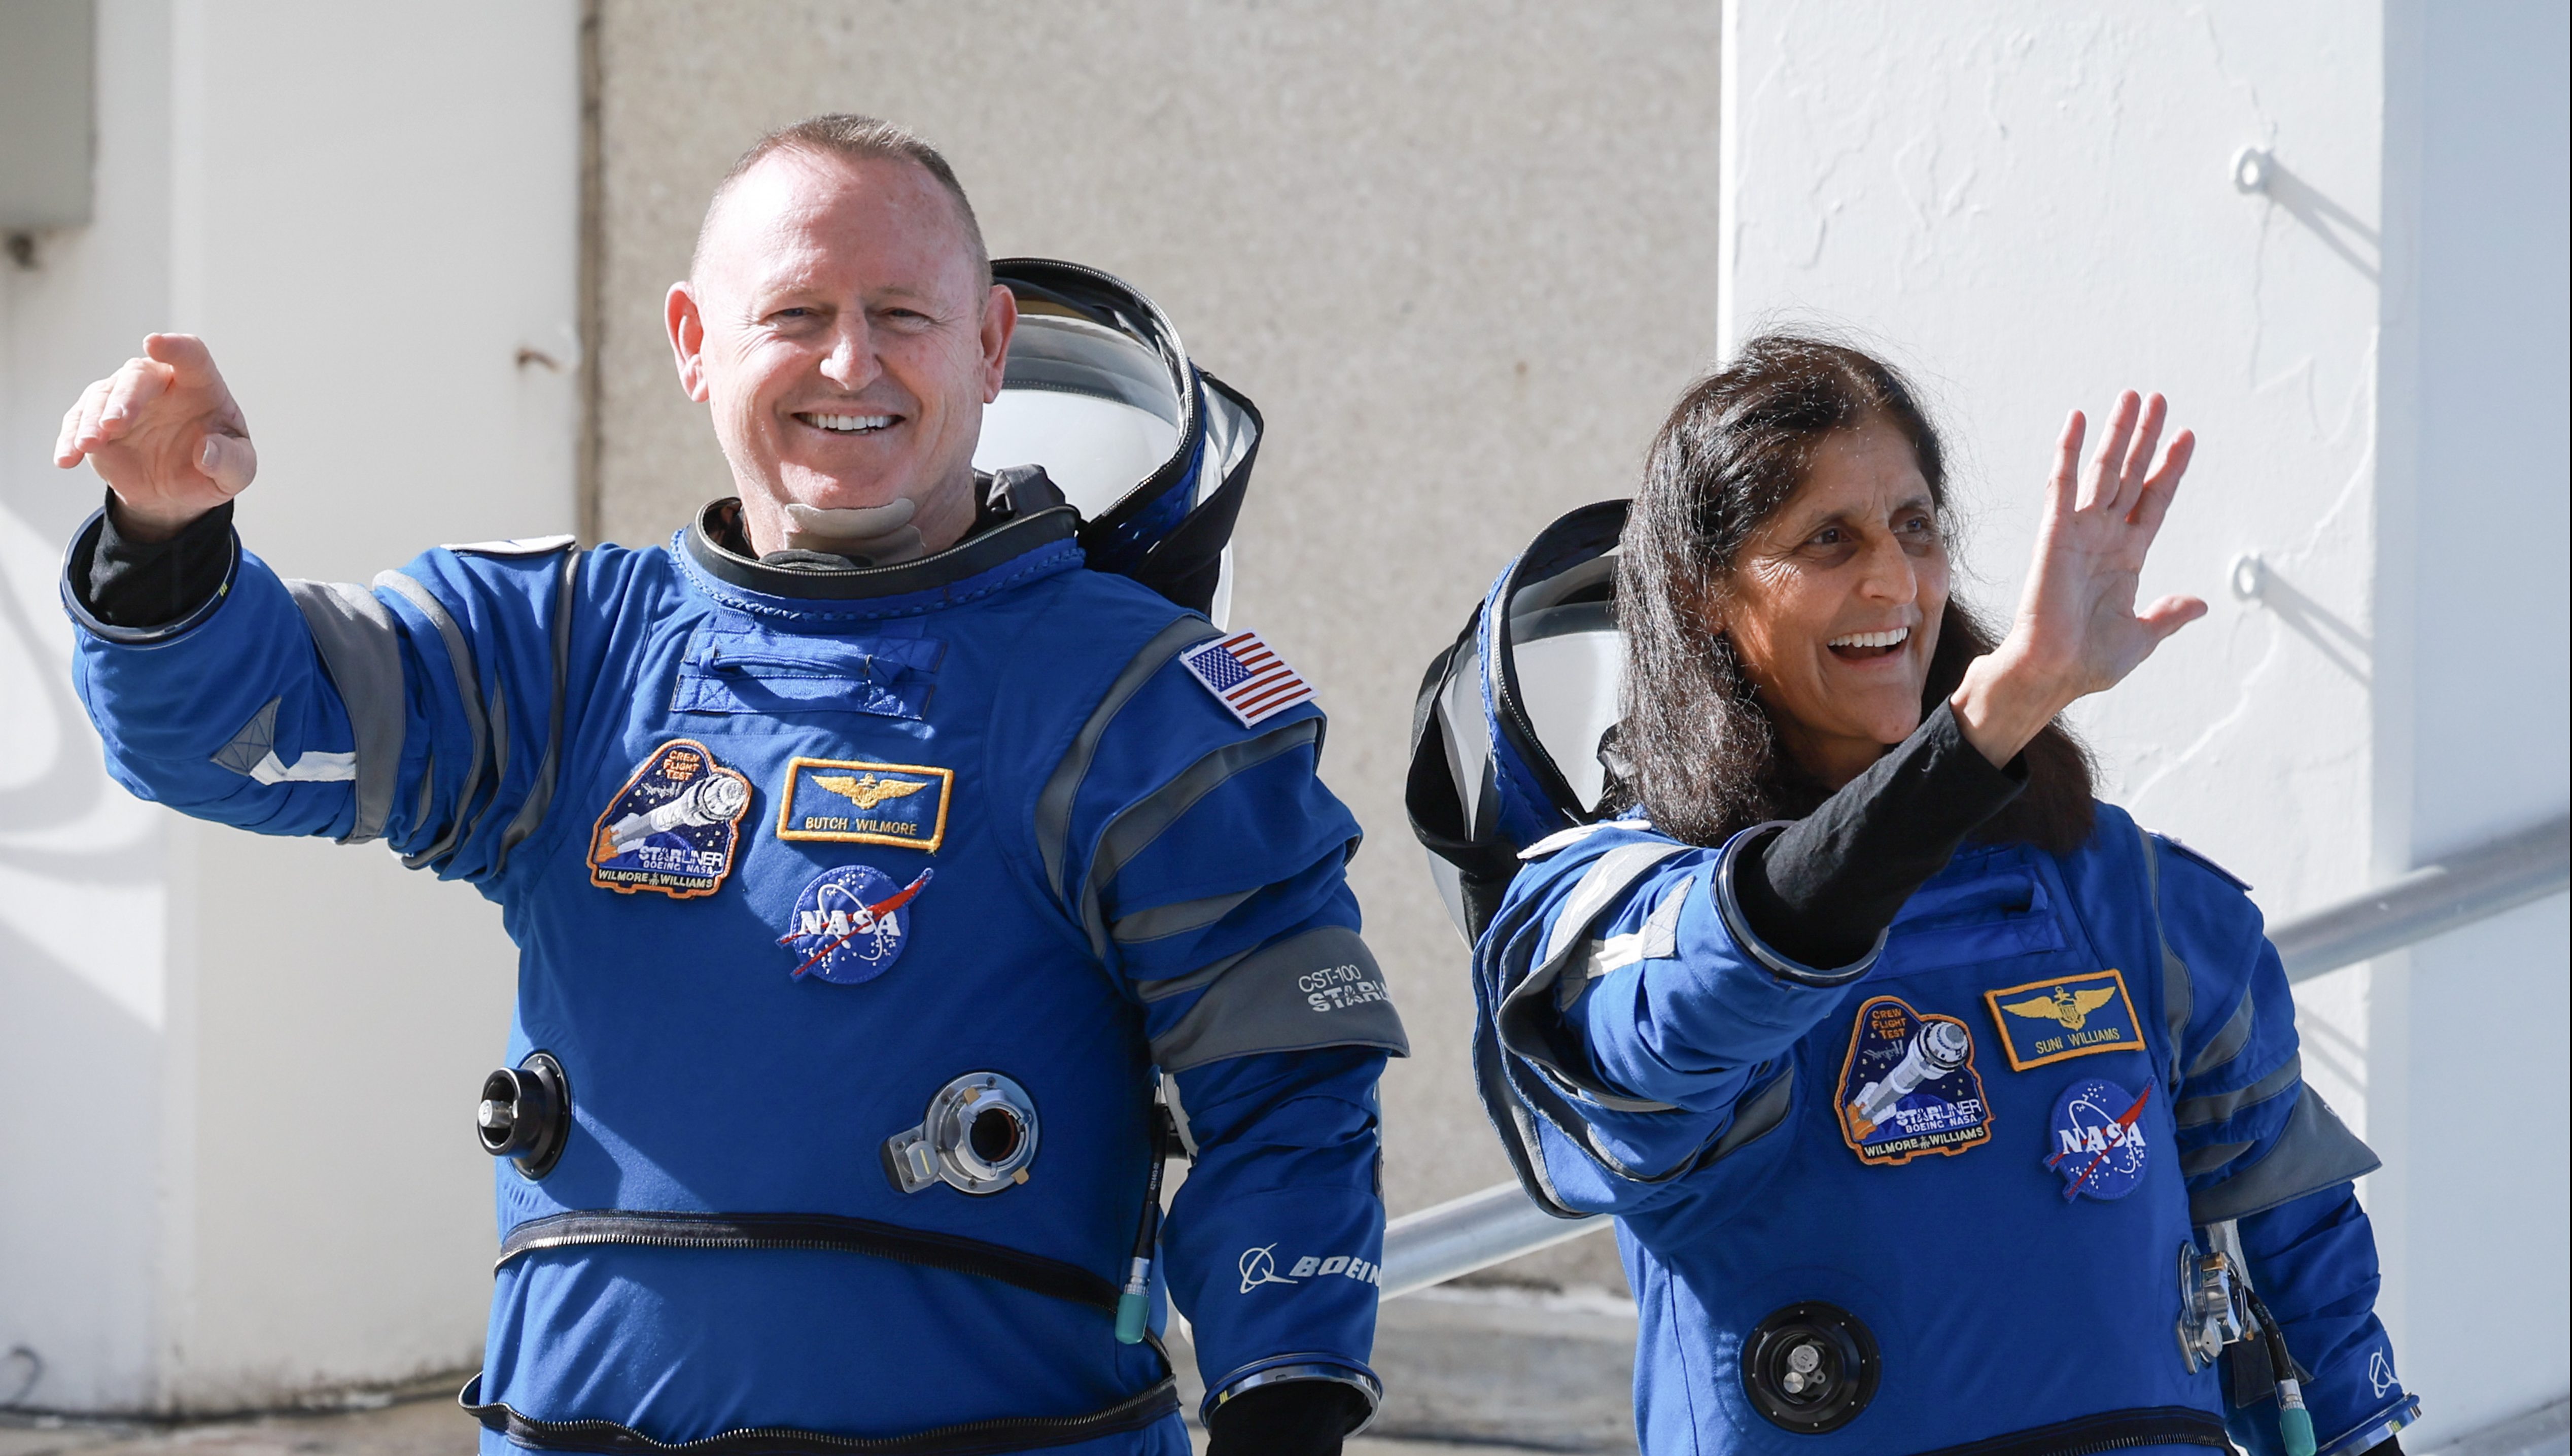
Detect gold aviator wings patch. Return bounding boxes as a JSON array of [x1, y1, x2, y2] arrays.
[[813, 773, 932, 812]]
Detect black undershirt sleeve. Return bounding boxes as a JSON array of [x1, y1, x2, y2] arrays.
[[1732, 701, 2030, 969], [72, 495, 236, 629]]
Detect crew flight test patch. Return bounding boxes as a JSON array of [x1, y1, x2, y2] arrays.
[[588, 740, 753, 897], [776, 756, 953, 851], [1982, 969, 2143, 1071], [1835, 995, 1993, 1166]]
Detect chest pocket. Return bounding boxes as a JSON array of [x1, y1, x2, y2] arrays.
[[672, 622, 945, 719], [1874, 868, 2068, 976]]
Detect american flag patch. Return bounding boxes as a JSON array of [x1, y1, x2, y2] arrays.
[[1178, 631, 1313, 728]]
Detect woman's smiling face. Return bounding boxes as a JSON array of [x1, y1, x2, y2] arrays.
[[1713, 417, 1951, 786]]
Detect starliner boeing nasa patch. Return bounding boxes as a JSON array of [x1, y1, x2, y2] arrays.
[[779, 863, 934, 985], [587, 740, 753, 898], [2045, 1077, 2153, 1201], [775, 756, 953, 851], [1835, 995, 1994, 1166], [1179, 630, 1312, 728], [1983, 969, 2144, 1071]]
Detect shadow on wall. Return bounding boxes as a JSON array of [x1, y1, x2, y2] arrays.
[[2243, 150, 2381, 283]]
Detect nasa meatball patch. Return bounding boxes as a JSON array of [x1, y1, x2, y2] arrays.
[[1834, 995, 1993, 1166], [778, 863, 934, 985], [775, 756, 952, 851], [2044, 1077, 2153, 1201], [1982, 969, 2143, 1071], [587, 740, 753, 897]]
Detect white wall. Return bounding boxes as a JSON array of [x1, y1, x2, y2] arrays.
[[2370, 0, 2571, 1439], [0, 1, 579, 1413], [1722, 0, 2568, 1440]]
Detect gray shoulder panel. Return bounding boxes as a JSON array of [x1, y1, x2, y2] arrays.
[[1704, 1068, 1794, 1164], [495, 548, 580, 870], [1149, 925, 1409, 1072], [1113, 888, 1261, 945], [1079, 717, 1322, 957], [2176, 1053, 2302, 1130], [2186, 986, 2260, 1080], [373, 571, 490, 869], [1035, 615, 1223, 903], [284, 578, 407, 844], [2141, 830, 2195, 1066], [2187, 1085, 2382, 1224]]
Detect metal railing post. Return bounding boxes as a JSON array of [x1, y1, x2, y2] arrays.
[[1378, 811, 2570, 1300]]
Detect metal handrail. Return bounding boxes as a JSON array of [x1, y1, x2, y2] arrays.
[[1379, 811, 2571, 1300]]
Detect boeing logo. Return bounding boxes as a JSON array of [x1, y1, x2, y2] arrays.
[[1237, 1243, 1383, 1294]]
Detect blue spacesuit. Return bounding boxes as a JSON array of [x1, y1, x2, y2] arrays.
[[64, 458, 1406, 1447], [1410, 503, 2418, 1456]]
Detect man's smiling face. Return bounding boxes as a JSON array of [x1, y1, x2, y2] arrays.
[[667, 148, 1015, 557]]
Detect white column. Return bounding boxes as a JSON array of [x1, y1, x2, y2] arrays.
[[2371, 1, 2571, 1441], [0, 0, 578, 1413]]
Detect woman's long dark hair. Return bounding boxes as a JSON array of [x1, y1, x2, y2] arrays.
[[1609, 333, 2095, 853]]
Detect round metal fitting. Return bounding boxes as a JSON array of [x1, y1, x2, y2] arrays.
[[475, 1051, 571, 1180], [882, 1071, 1039, 1195], [1742, 1301, 1879, 1433]]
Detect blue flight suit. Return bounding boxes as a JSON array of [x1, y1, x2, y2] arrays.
[[63, 489, 1407, 1453], [1474, 809, 2414, 1455]]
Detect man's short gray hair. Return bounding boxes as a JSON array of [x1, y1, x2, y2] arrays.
[[691, 114, 990, 285]]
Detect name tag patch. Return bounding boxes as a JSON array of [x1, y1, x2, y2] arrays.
[[2045, 1077, 2153, 1201], [1835, 995, 1993, 1166], [1982, 969, 2143, 1071], [776, 756, 953, 851], [588, 739, 753, 898]]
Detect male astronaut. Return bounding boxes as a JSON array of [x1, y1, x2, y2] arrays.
[[55, 116, 1405, 1456]]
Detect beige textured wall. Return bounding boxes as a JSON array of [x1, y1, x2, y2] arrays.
[[592, 0, 1720, 1286]]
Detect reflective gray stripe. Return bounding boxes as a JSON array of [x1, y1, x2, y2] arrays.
[[2187, 987, 2259, 1080], [1509, 842, 1688, 1022], [1036, 617, 1223, 903], [1560, 884, 1686, 1009], [1148, 925, 1409, 1071], [1078, 718, 1322, 957], [1550, 1065, 1672, 1116], [2142, 831, 2194, 1058], [1113, 888, 1259, 944], [463, 681, 512, 846], [1706, 1068, 1794, 1162], [1494, 841, 1689, 1114], [2188, 1085, 2382, 1224], [1135, 945, 1253, 1004], [495, 548, 580, 869], [1544, 842, 1693, 965], [284, 579, 407, 844], [374, 571, 489, 869], [2176, 1052, 2302, 1130]]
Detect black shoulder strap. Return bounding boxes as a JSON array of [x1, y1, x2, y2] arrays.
[[1404, 607, 1519, 944]]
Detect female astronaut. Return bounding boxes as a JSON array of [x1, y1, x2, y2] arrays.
[[1429, 337, 2416, 1454]]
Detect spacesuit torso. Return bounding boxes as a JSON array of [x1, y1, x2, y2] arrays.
[[66, 485, 1407, 1454], [1477, 811, 2410, 1455]]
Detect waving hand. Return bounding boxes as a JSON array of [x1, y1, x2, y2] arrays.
[[54, 333, 258, 542], [1951, 391, 2203, 764]]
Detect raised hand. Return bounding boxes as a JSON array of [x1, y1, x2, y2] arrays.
[[54, 333, 258, 543], [1950, 391, 2203, 765]]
